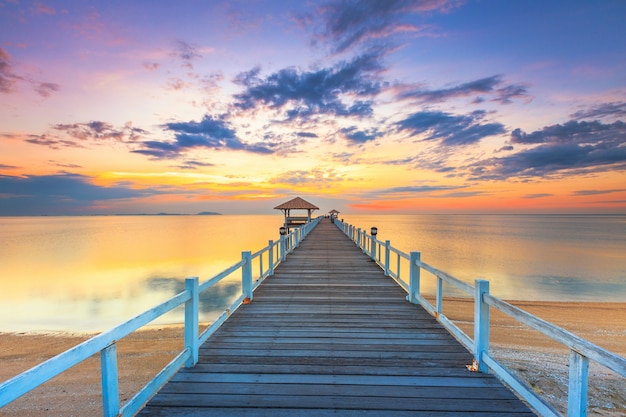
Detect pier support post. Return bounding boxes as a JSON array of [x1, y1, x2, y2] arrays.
[[242, 251, 253, 302], [474, 279, 490, 373], [407, 252, 420, 304], [184, 277, 199, 367], [356, 228, 361, 248], [568, 350, 589, 417]]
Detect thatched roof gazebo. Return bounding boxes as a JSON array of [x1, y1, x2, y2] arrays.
[[274, 197, 319, 230], [328, 209, 340, 218]]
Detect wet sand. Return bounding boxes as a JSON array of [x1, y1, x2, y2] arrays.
[[1, 300, 624, 416]]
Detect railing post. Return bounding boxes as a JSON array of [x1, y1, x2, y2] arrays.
[[100, 343, 119, 417], [184, 276, 199, 368], [242, 251, 253, 302], [568, 350, 589, 416], [384, 240, 390, 276], [436, 277, 443, 316], [370, 237, 377, 260], [474, 279, 490, 373], [356, 228, 361, 248], [407, 251, 420, 304], [280, 234, 286, 261], [268, 240, 274, 276]]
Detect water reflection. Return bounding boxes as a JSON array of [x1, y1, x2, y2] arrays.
[[2, 214, 625, 333], [345, 214, 626, 302], [0, 215, 283, 332]]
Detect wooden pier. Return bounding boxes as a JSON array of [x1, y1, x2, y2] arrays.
[[138, 219, 535, 416]]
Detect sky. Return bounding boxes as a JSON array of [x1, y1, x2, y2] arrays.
[[1, 0, 625, 215]]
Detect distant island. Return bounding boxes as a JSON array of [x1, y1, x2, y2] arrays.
[[113, 212, 222, 216]]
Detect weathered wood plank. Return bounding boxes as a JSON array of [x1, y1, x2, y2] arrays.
[[138, 219, 535, 416]]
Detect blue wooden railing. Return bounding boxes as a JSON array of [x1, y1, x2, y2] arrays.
[[0, 217, 322, 417], [336, 220, 626, 417]]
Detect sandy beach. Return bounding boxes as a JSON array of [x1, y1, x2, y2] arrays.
[[1, 300, 624, 416]]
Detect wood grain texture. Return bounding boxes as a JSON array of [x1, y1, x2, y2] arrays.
[[138, 219, 535, 416]]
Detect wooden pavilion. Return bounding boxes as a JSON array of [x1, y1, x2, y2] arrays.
[[274, 196, 319, 231]]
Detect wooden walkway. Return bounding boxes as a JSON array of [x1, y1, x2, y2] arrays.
[[138, 219, 535, 416]]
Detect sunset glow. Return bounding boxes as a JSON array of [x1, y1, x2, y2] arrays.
[[1, 1, 625, 215]]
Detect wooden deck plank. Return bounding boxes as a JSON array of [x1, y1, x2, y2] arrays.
[[138, 218, 535, 416]]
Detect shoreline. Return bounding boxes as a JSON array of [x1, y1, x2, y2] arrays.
[[1, 300, 624, 416]]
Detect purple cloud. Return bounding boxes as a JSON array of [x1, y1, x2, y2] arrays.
[[233, 52, 384, 120], [396, 110, 506, 146], [133, 115, 273, 159], [307, 0, 462, 53], [469, 120, 626, 180], [397, 75, 529, 105]]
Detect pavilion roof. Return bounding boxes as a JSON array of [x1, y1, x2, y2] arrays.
[[329, 209, 340, 214], [274, 196, 319, 210]]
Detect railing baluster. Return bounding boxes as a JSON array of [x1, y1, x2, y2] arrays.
[[184, 277, 199, 367], [242, 251, 253, 302], [474, 279, 490, 373], [407, 252, 420, 304], [436, 277, 443, 315], [268, 240, 274, 276], [384, 240, 390, 276], [568, 350, 589, 416], [100, 343, 119, 417]]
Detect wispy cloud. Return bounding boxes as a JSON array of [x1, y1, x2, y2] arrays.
[[270, 168, 347, 187], [570, 101, 626, 121], [306, 0, 462, 53], [572, 189, 626, 196], [367, 184, 466, 199], [0, 47, 60, 97], [396, 75, 530, 105], [171, 39, 203, 69], [396, 109, 506, 146]]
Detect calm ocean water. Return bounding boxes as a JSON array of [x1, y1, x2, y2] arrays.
[[1, 214, 624, 332]]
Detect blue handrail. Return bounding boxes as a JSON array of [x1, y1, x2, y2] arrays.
[[334, 219, 626, 417], [0, 217, 322, 416]]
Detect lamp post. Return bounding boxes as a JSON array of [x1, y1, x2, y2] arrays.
[[279, 226, 287, 261], [370, 227, 378, 260]]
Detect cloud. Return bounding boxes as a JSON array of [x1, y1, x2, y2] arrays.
[[307, 0, 462, 53], [0, 47, 20, 93], [339, 125, 384, 144], [523, 193, 553, 199], [270, 168, 347, 187], [367, 184, 466, 199], [0, 163, 18, 170], [133, 115, 272, 159], [0, 47, 60, 97], [171, 39, 202, 69], [296, 132, 319, 138], [570, 101, 626, 121], [32, 1, 55, 15], [469, 120, 626, 180], [572, 189, 626, 196], [396, 109, 506, 145], [174, 160, 215, 170], [232, 52, 384, 121], [0, 173, 163, 215], [396, 75, 530, 105]]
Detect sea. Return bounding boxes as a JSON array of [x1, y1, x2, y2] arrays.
[[1, 214, 624, 333]]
